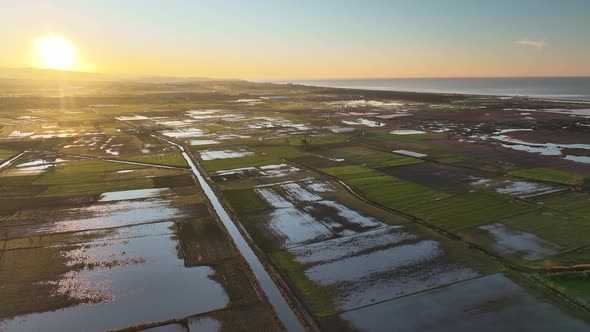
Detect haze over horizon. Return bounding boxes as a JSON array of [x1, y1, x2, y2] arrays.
[[1, 0, 589, 79]]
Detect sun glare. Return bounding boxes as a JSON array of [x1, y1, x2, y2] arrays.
[[35, 35, 77, 71]]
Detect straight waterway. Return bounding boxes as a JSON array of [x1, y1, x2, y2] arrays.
[[156, 135, 305, 332], [0, 151, 26, 171]]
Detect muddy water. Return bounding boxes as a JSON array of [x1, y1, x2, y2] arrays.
[[0, 223, 230, 331], [565, 155, 590, 164], [282, 183, 321, 203], [256, 187, 294, 208], [337, 273, 590, 331], [393, 149, 428, 158], [264, 207, 335, 246], [305, 180, 336, 193], [12, 199, 188, 236], [142, 324, 186, 332], [341, 118, 384, 127], [284, 226, 480, 311], [200, 149, 253, 160], [99, 188, 170, 202], [190, 139, 220, 146], [304, 200, 383, 236], [390, 130, 426, 135], [494, 181, 563, 198], [157, 136, 305, 332], [479, 223, 561, 260], [290, 226, 412, 264]]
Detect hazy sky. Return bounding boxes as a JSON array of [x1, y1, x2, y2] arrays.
[[1, 0, 589, 79]]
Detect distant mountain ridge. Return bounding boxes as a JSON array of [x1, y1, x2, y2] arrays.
[[0, 67, 108, 81], [0, 67, 215, 83]]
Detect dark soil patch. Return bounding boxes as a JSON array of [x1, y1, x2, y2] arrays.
[[509, 129, 590, 145], [176, 218, 236, 266], [431, 139, 590, 176], [379, 162, 497, 193], [152, 174, 195, 188], [290, 155, 344, 169]]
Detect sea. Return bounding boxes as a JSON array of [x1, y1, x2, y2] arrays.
[[273, 77, 590, 102]]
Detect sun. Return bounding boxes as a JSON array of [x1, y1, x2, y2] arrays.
[[35, 35, 77, 71]]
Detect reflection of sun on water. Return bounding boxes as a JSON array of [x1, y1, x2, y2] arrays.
[[35, 35, 77, 71]]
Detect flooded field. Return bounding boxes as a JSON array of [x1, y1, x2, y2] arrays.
[[3, 197, 205, 237], [478, 223, 562, 260], [242, 178, 391, 250], [1, 223, 239, 331], [1, 79, 590, 331], [275, 226, 484, 312], [330, 273, 590, 332], [0, 127, 283, 330]]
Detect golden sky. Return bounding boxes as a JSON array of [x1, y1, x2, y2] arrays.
[[1, 1, 589, 79]]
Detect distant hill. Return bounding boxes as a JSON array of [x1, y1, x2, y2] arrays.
[[0, 67, 221, 84], [0, 67, 108, 81], [119, 75, 214, 83]]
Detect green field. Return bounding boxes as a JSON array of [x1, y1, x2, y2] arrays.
[[311, 145, 423, 168], [497, 209, 590, 248], [406, 192, 539, 231], [0, 149, 17, 162], [538, 191, 590, 221], [510, 168, 583, 185], [533, 273, 590, 310], [271, 250, 338, 317], [199, 144, 306, 171], [223, 188, 272, 214], [321, 165, 449, 210], [538, 245, 590, 267], [117, 152, 188, 167]]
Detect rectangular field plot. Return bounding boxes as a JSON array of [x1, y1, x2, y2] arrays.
[[1, 157, 209, 239], [211, 163, 305, 186], [245, 206, 336, 250], [185, 303, 283, 331], [406, 192, 538, 231], [495, 209, 590, 248], [238, 179, 395, 251], [488, 179, 565, 198], [198, 144, 306, 172], [324, 273, 590, 332], [116, 151, 188, 167], [0, 222, 261, 332], [0, 148, 18, 162], [306, 145, 423, 168], [272, 225, 499, 317], [464, 222, 563, 261], [2, 196, 209, 238], [538, 246, 590, 267], [379, 161, 499, 193], [534, 273, 590, 311], [223, 188, 274, 214], [289, 155, 347, 169], [176, 218, 238, 266], [536, 191, 590, 222], [321, 165, 450, 211], [510, 168, 583, 185], [454, 209, 590, 263]]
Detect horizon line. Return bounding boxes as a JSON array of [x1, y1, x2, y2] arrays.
[[3, 67, 590, 81], [257, 75, 590, 81]]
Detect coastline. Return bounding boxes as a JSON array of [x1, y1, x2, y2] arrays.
[[263, 76, 590, 103]]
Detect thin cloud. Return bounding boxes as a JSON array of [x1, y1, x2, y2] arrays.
[[515, 39, 547, 50]]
